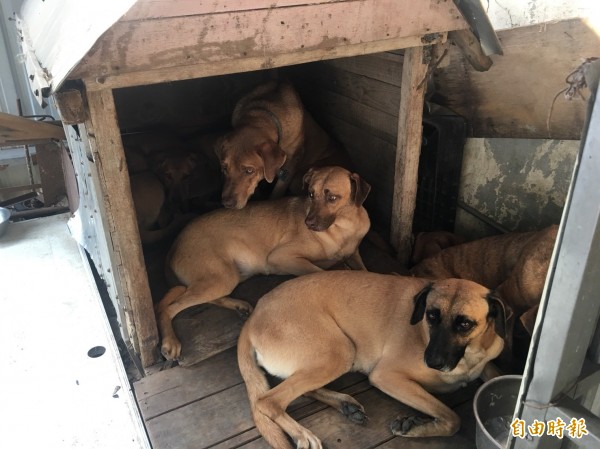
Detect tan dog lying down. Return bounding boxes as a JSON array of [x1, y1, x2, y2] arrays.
[[156, 166, 371, 360], [217, 79, 350, 209], [410, 225, 558, 332], [238, 271, 505, 448]]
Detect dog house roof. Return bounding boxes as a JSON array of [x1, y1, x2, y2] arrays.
[[16, 0, 476, 100]]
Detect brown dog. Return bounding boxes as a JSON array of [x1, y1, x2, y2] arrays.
[[238, 271, 505, 448], [410, 225, 558, 334], [216, 79, 350, 209], [411, 231, 466, 266], [156, 166, 371, 360]]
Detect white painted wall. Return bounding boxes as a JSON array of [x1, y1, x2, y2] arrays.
[[0, 0, 56, 116], [483, 0, 599, 30]]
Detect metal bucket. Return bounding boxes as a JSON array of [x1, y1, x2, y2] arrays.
[[474, 375, 522, 449]]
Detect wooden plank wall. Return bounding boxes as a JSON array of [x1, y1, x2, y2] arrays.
[[286, 52, 404, 237]]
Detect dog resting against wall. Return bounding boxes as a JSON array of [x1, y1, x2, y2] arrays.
[[238, 271, 505, 448], [155, 166, 371, 360], [410, 225, 558, 339], [216, 79, 351, 209]]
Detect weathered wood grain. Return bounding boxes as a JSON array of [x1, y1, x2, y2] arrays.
[[434, 18, 596, 139], [71, 0, 465, 90], [0, 111, 64, 144], [391, 46, 430, 264], [86, 88, 159, 368], [321, 52, 405, 87], [292, 62, 402, 116], [122, 0, 346, 21], [134, 348, 243, 419]]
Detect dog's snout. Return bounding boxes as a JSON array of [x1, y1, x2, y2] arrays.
[[305, 215, 318, 230], [222, 197, 237, 209], [425, 355, 449, 372]]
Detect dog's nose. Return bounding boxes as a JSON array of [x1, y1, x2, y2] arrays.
[[222, 197, 237, 209], [305, 216, 319, 231], [425, 355, 448, 372]]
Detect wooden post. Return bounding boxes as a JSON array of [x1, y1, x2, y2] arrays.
[[391, 45, 430, 265], [85, 88, 159, 368]]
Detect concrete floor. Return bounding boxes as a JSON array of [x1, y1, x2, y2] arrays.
[[0, 213, 150, 449]]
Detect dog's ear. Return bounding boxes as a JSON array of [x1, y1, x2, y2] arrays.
[[410, 283, 433, 325], [302, 167, 316, 191], [213, 135, 226, 159], [486, 292, 507, 340], [349, 173, 371, 206], [258, 141, 286, 182]]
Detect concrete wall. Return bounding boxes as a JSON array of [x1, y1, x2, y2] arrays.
[[455, 138, 579, 238], [485, 0, 597, 30]]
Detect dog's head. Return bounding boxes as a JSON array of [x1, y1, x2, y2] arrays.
[[152, 150, 198, 203], [216, 130, 286, 209], [410, 279, 506, 372], [302, 166, 371, 232]]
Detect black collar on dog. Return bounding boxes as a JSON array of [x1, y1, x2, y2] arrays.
[[250, 107, 283, 145]]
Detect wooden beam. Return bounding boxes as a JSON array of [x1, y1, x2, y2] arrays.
[[71, 0, 465, 90], [121, 0, 346, 21], [448, 29, 492, 72], [55, 88, 89, 125], [0, 111, 64, 144], [85, 88, 159, 368], [391, 46, 430, 264], [82, 34, 445, 92]]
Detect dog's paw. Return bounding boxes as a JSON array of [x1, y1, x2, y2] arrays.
[[390, 414, 432, 436], [160, 337, 182, 361], [294, 429, 323, 449], [236, 304, 254, 320], [341, 401, 368, 424]]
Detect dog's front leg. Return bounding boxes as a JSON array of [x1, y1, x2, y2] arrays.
[[267, 252, 324, 276], [344, 249, 368, 271], [369, 367, 460, 437]]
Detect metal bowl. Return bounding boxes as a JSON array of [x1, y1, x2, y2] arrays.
[[0, 207, 11, 238]]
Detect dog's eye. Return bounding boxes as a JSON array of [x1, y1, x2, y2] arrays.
[[426, 310, 440, 324], [327, 195, 337, 203], [456, 320, 474, 333], [309, 191, 314, 199], [244, 167, 255, 175]]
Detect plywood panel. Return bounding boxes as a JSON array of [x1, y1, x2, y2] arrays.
[[433, 18, 596, 139]]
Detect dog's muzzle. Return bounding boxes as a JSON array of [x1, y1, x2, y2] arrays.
[[424, 330, 466, 372], [304, 213, 334, 232]]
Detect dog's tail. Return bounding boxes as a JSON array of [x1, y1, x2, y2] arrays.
[[237, 325, 293, 449]]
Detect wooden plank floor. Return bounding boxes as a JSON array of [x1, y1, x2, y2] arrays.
[[134, 346, 480, 449]]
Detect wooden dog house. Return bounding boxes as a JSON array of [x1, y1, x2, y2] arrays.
[[14, 0, 600, 447], [16, 0, 476, 369]]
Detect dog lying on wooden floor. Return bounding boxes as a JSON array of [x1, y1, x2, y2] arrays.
[[411, 230, 466, 266], [216, 79, 351, 209], [238, 271, 505, 448], [410, 225, 558, 338], [156, 166, 371, 360]]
